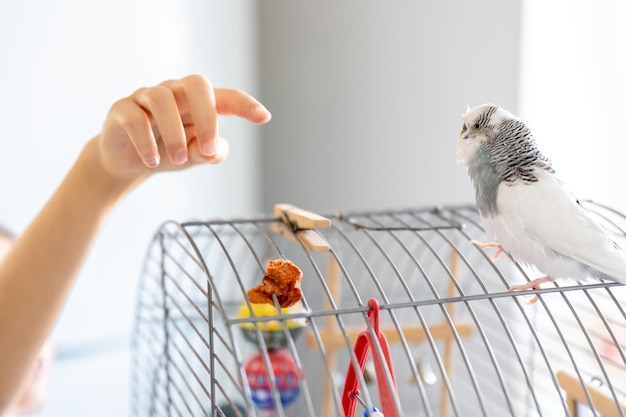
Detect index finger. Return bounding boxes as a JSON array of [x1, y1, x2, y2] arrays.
[[214, 88, 272, 124]]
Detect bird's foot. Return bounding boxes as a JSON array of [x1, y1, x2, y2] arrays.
[[508, 276, 556, 305], [471, 240, 505, 261]]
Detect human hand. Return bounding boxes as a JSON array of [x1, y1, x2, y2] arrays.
[[96, 74, 271, 182]]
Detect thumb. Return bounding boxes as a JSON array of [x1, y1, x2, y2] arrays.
[[187, 136, 230, 165]]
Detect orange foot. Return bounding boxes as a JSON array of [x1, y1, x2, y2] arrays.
[[471, 240, 505, 261], [508, 276, 555, 304]]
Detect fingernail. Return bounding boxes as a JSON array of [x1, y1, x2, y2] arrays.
[[172, 149, 187, 164], [201, 139, 217, 156], [145, 155, 159, 168]]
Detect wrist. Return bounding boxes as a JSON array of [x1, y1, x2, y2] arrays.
[[78, 137, 147, 204]]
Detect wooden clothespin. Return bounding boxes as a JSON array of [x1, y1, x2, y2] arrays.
[[272, 204, 332, 252]]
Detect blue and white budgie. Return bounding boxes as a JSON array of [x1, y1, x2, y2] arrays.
[[457, 104, 626, 299]]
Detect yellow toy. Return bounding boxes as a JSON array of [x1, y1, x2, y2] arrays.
[[237, 301, 307, 350]]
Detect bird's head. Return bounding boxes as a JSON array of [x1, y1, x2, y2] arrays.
[[457, 103, 517, 165]]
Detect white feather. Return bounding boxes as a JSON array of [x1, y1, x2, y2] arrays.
[[483, 168, 626, 282]]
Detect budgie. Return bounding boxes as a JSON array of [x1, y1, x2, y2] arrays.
[[457, 103, 626, 300]]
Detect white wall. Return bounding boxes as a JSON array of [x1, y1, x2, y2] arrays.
[[519, 0, 626, 212], [0, 1, 261, 415], [259, 1, 523, 213]]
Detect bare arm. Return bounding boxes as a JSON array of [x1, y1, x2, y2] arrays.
[[0, 75, 271, 411]]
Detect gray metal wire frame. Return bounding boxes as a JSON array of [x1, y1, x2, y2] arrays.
[[131, 202, 626, 417]]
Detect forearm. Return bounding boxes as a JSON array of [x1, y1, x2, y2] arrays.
[[0, 137, 141, 411]]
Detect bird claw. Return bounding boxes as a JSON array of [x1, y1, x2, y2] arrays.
[[471, 240, 505, 262], [508, 276, 556, 305]]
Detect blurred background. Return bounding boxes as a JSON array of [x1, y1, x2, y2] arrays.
[[0, 0, 624, 415]]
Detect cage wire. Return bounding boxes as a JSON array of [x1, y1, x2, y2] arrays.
[[131, 202, 626, 417]]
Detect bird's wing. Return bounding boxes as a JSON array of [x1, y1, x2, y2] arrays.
[[497, 169, 626, 281]]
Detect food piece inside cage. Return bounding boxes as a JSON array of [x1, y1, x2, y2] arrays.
[[247, 259, 303, 307]]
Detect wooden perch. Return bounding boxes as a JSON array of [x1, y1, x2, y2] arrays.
[[557, 370, 626, 417]]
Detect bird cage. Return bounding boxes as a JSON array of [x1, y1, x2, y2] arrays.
[[131, 202, 626, 417]]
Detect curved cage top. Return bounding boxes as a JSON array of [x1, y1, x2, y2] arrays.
[[132, 202, 626, 417]]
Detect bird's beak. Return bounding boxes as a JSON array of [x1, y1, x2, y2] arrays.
[[460, 123, 468, 139]]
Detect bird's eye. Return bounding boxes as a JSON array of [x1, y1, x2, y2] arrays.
[[461, 123, 467, 132], [474, 123, 480, 129]]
